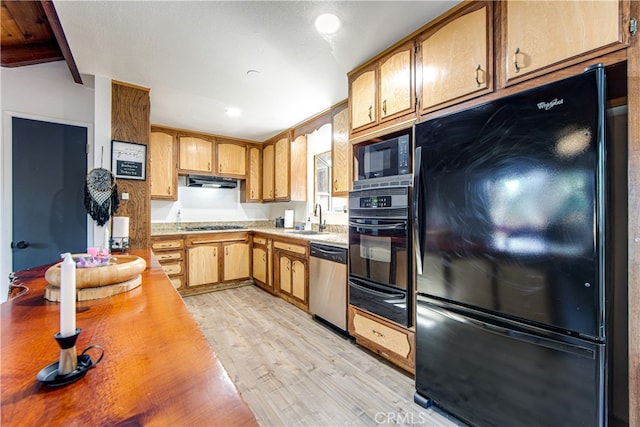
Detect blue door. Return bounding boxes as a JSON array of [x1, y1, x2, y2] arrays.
[[12, 117, 87, 271]]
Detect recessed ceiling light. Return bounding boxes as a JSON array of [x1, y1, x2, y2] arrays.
[[225, 107, 241, 117], [314, 13, 341, 35], [246, 69, 260, 77]]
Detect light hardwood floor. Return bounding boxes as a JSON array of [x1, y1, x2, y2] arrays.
[[183, 285, 462, 427]]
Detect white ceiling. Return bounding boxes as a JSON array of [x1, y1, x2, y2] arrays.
[[54, 1, 460, 141]]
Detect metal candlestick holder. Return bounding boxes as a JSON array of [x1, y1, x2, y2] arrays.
[[36, 328, 104, 387], [109, 237, 129, 252]]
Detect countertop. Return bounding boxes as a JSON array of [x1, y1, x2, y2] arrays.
[[0, 249, 258, 426], [152, 225, 348, 248]]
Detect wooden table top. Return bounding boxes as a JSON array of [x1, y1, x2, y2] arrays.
[[1, 249, 258, 427]]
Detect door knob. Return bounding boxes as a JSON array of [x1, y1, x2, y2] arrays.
[[11, 241, 30, 249]]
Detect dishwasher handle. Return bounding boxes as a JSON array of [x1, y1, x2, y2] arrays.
[[310, 243, 347, 264]]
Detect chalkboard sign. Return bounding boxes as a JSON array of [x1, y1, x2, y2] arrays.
[[111, 140, 146, 180]]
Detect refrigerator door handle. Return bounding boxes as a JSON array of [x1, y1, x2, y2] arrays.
[[418, 298, 598, 360], [413, 146, 423, 275]]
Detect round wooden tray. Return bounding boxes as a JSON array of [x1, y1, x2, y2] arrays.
[[45, 254, 146, 289]]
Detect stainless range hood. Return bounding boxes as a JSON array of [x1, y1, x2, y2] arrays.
[[187, 175, 237, 189]]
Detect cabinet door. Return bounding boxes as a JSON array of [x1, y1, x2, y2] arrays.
[[187, 245, 219, 287], [350, 67, 377, 131], [291, 258, 306, 302], [245, 145, 262, 202], [419, 3, 491, 112], [290, 135, 306, 202], [178, 136, 214, 174], [331, 106, 350, 196], [274, 137, 290, 200], [217, 142, 246, 177], [503, 0, 622, 82], [262, 144, 275, 201], [379, 44, 414, 120], [149, 130, 177, 200], [279, 255, 292, 294], [252, 245, 267, 284], [223, 241, 250, 281]]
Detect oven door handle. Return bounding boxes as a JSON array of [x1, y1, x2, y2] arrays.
[[349, 280, 405, 299], [348, 221, 406, 230]]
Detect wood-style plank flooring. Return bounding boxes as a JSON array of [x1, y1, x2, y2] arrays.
[[183, 285, 462, 427]]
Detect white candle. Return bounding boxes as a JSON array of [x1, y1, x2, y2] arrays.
[[59, 252, 76, 337], [104, 224, 110, 249]]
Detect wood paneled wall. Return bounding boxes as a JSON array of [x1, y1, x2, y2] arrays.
[[111, 81, 150, 249]]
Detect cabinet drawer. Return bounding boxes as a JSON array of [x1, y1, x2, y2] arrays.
[[169, 276, 183, 289], [151, 239, 183, 250], [161, 263, 183, 276], [253, 236, 267, 245], [156, 251, 182, 262], [273, 241, 307, 256], [351, 308, 412, 359]]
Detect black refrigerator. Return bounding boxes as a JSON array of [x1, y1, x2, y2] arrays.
[[413, 65, 627, 427]]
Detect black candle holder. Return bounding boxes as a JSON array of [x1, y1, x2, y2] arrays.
[[36, 328, 104, 387]]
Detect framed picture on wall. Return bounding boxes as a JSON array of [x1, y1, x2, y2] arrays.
[[111, 140, 146, 180]]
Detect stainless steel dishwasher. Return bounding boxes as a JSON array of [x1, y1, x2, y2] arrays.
[[309, 242, 348, 334]]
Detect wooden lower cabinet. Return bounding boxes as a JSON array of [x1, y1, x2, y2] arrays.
[[184, 232, 250, 294], [150, 237, 185, 290], [272, 239, 309, 311], [348, 305, 415, 374], [223, 241, 250, 281], [252, 235, 273, 293]]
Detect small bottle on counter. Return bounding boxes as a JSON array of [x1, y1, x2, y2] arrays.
[[306, 217, 312, 230]]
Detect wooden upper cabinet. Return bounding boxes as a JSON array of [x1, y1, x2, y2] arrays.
[[331, 104, 351, 197], [274, 136, 290, 201], [217, 140, 246, 177], [501, 0, 629, 85], [243, 145, 262, 202], [149, 128, 178, 200], [349, 41, 415, 138], [178, 135, 214, 174], [290, 134, 306, 202], [379, 43, 414, 120], [418, 2, 493, 113], [262, 143, 275, 202], [350, 66, 377, 132]]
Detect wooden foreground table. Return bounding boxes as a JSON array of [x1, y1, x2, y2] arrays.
[[1, 249, 258, 426]]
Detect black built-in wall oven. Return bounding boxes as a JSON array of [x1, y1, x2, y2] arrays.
[[348, 186, 412, 327]]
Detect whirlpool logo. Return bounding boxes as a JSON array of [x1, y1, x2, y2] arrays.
[[537, 98, 564, 110]]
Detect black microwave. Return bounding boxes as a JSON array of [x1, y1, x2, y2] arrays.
[[357, 132, 411, 180]]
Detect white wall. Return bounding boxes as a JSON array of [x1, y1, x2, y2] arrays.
[[1, 62, 96, 301]]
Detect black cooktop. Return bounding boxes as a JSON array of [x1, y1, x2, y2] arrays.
[[184, 225, 246, 231]]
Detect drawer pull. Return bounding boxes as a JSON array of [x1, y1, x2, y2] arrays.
[[513, 47, 523, 73], [372, 329, 385, 338], [475, 64, 483, 87]]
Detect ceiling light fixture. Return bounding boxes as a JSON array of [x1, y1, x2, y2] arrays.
[[225, 107, 241, 118], [314, 13, 341, 35], [246, 69, 260, 77]]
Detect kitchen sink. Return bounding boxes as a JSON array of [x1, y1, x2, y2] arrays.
[[286, 230, 322, 235]]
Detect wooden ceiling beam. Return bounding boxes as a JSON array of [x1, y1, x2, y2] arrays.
[[40, 0, 82, 84], [1, 42, 62, 66]]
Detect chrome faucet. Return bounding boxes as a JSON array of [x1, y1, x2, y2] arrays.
[[315, 203, 327, 232]]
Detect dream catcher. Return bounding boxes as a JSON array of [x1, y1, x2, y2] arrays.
[[84, 149, 119, 226]]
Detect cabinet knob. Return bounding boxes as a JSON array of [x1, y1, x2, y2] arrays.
[[372, 329, 385, 338], [368, 105, 372, 121], [167, 186, 171, 195], [382, 99, 387, 115]]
